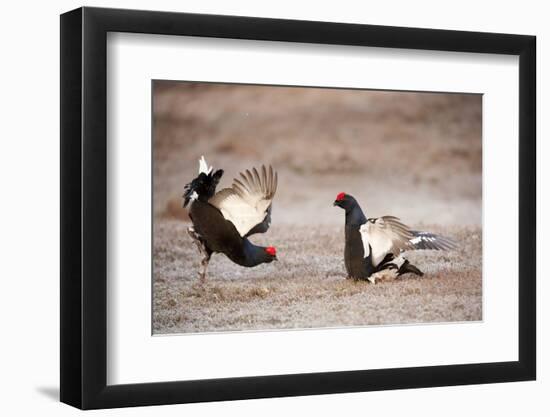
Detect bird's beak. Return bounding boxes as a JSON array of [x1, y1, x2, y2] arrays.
[[333, 201, 338, 207]]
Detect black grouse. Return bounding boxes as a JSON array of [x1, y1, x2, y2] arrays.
[[183, 156, 278, 282], [333, 192, 456, 283]]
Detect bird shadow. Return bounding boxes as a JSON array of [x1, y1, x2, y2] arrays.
[[35, 386, 59, 401]]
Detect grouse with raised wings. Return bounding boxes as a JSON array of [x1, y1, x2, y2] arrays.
[[183, 156, 278, 282], [333, 192, 456, 283]]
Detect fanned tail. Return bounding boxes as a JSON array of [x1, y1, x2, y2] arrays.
[[182, 156, 223, 207]]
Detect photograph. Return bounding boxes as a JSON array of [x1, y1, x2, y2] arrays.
[[152, 81, 482, 334]]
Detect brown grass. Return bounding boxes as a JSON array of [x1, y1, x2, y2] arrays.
[[153, 222, 481, 333]]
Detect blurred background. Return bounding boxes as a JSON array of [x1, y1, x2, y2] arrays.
[[153, 82, 481, 227]]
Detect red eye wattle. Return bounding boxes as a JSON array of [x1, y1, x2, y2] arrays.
[[265, 246, 277, 256], [336, 192, 346, 201]]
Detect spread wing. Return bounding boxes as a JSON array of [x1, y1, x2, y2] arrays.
[[360, 216, 457, 267], [409, 231, 457, 250], [360, 216, 415, 266], [209, 165, 278, 237]]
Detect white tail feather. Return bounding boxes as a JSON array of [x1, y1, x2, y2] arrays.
[[198, 155, 213, 175]]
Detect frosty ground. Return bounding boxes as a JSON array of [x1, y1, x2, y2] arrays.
[[153, 221, 481, 333]]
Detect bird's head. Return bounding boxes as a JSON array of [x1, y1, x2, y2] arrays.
[[263, 246, 278, 263], [333, 192, 357, 211]]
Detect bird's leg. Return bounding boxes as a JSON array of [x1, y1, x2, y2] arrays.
[[187, 227, 204, 254], [198, 252, 211, 284], [187, 227, 210, 283]]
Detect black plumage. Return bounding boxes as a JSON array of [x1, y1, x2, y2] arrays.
[[189, 200, 274, 268], [333, 192, 456, 282], [183, 169, 223, 207], [183, 157, 278, 282]]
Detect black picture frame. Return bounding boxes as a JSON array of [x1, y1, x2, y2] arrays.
[[60, 6, 536, 410]]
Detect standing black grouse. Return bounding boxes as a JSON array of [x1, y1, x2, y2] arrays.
[[183, 156, 278, 282], [333, 192, 456, 283]]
